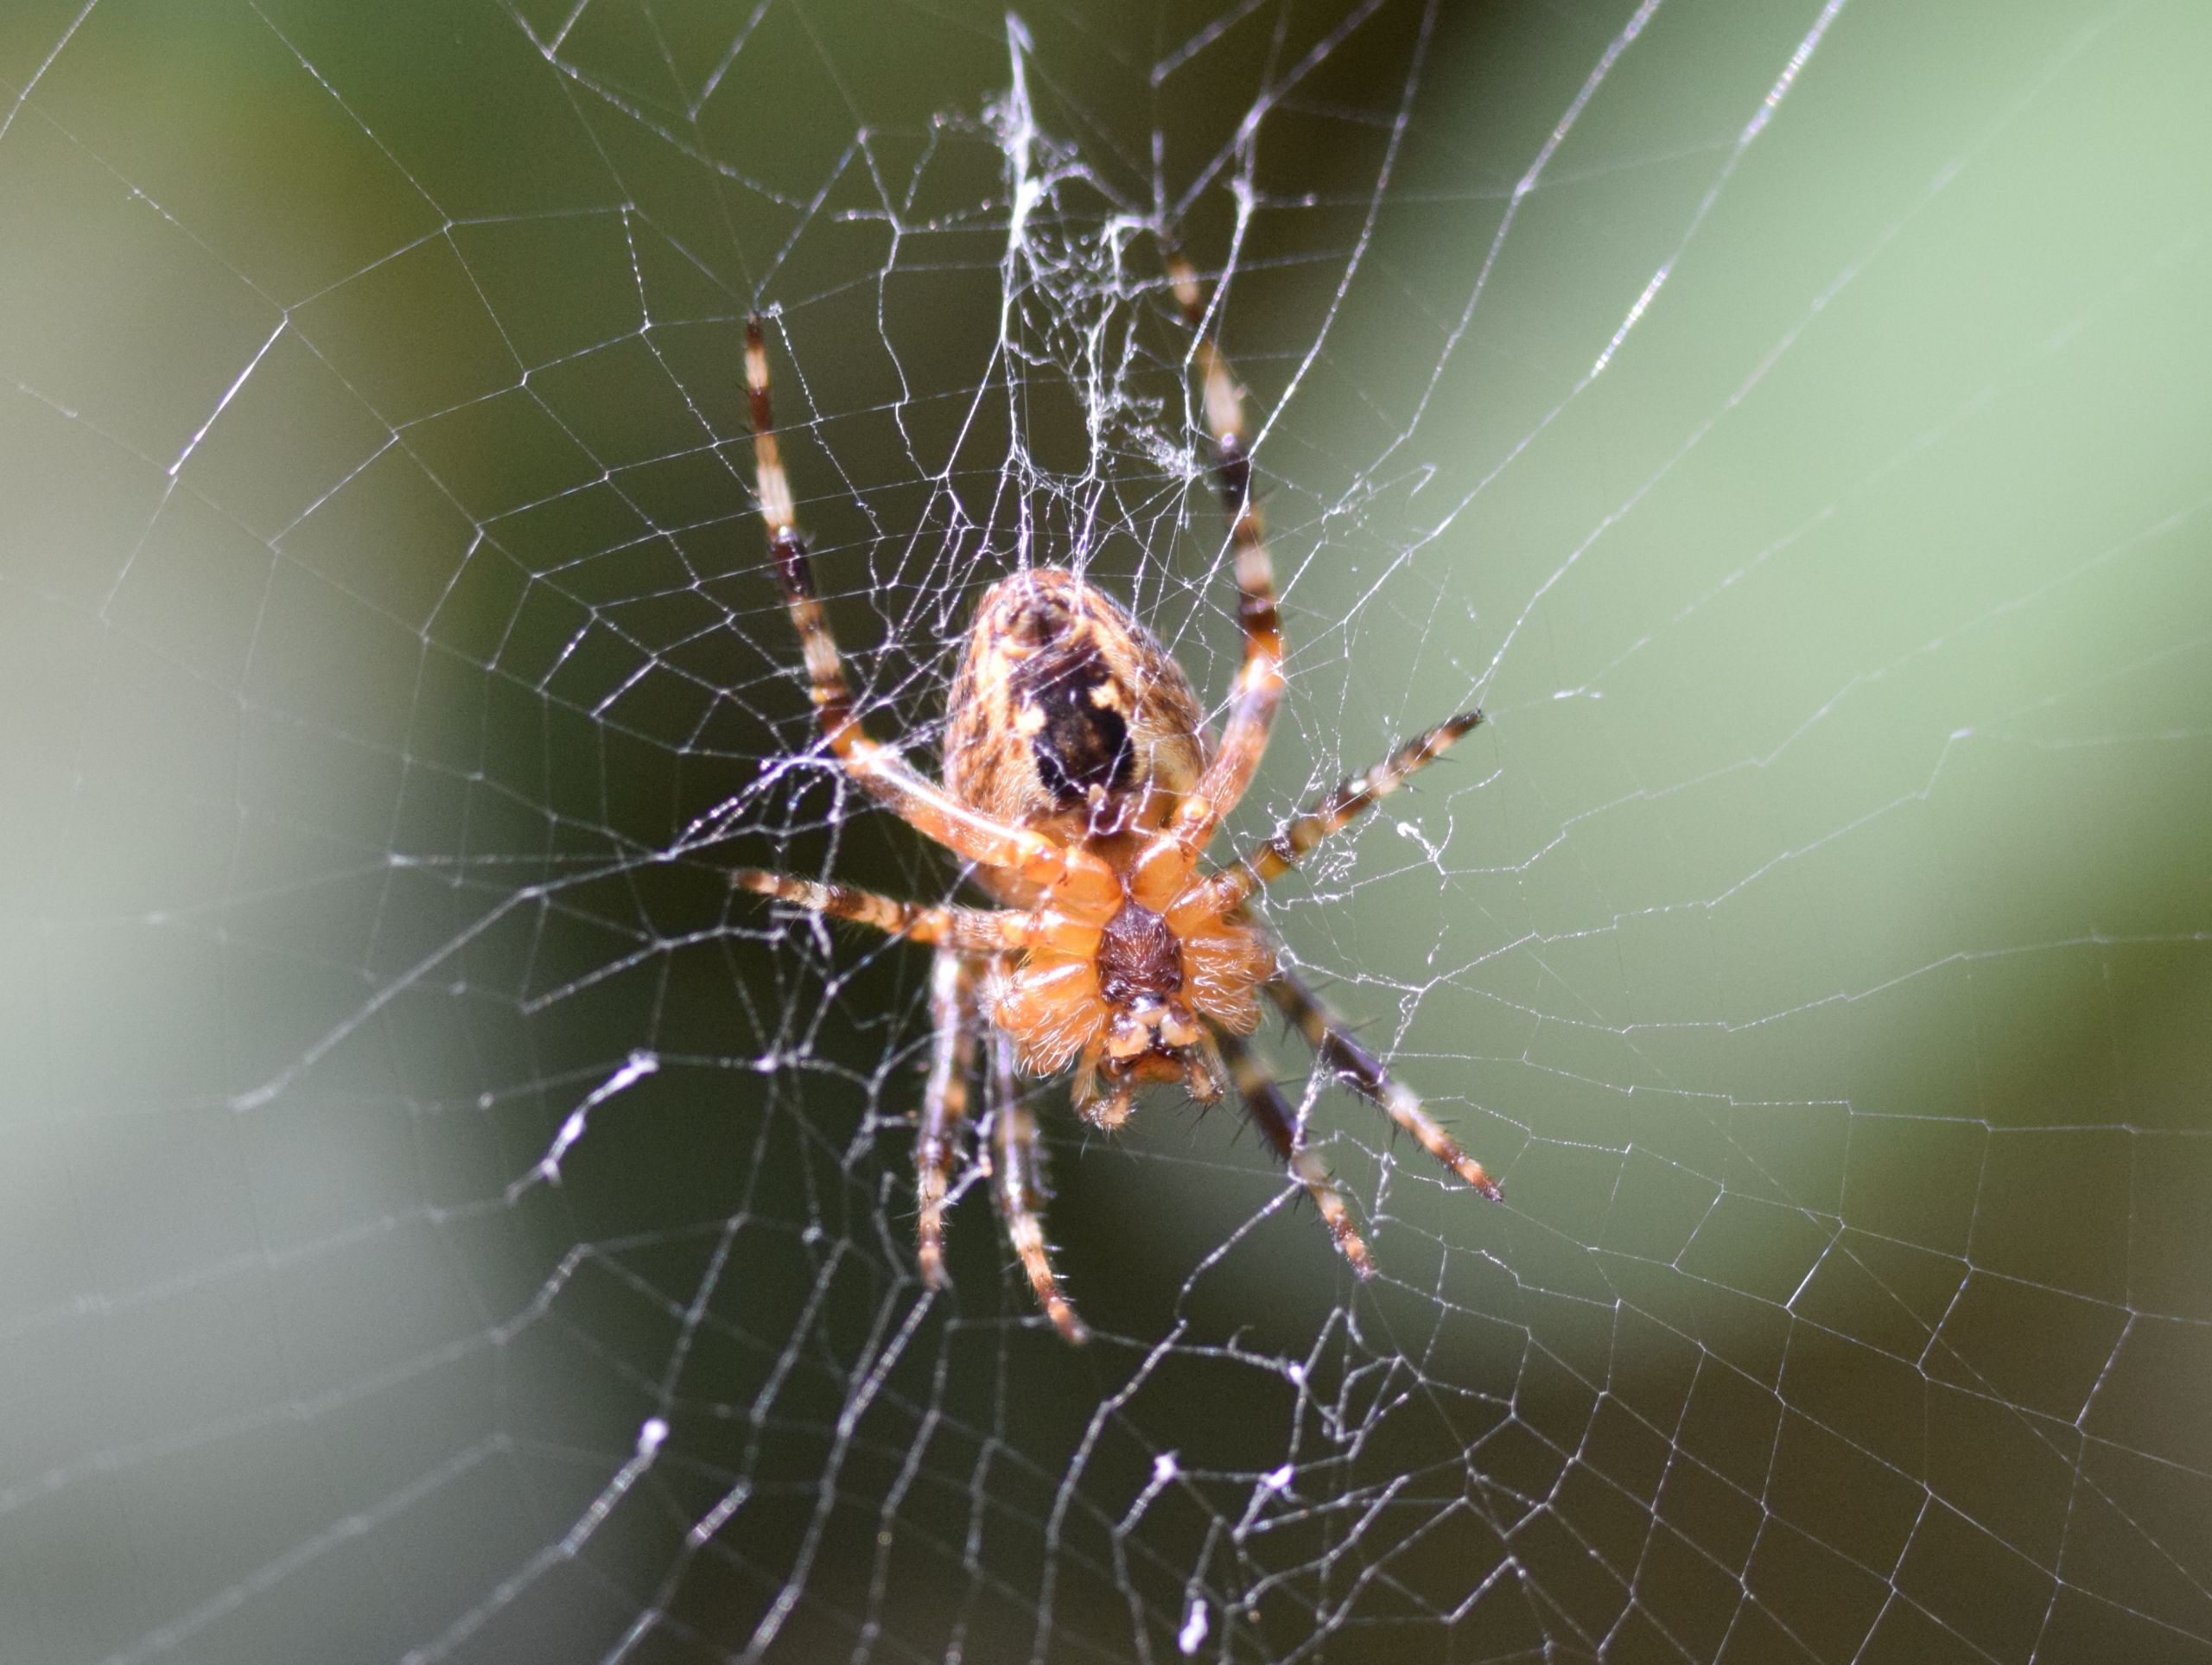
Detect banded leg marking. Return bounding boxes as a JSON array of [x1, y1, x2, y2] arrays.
[[917, 950, 977, 1289], [1268, 969, 1503, 1201], [1203, 712, 1484, 912], [987, 1031, 1088, 1343], [733, 870, 1038, 955], [1217, 1026, 1374, 1277], [746, 318, 1107, 894], [1159, 254, 1284, 862]]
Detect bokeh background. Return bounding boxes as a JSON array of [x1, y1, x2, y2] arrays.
[[3, 0, 2208, 1661]]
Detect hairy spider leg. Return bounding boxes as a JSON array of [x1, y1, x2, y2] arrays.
[[732, 870, 1041, 955], [1198, 711, 1485, 915], [1154, 255, 1285, 865], [917, 950, 978, 1290], [988, 1026, 1088, 1343], [1268, 969, 1502, 1202], [745, 318, 1115, 903], [1215, 1026, 1374, 1278]]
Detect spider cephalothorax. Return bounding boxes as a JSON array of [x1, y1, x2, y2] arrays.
[[735, 253, 1501, 1344], [988, 803, 1275, 1129]]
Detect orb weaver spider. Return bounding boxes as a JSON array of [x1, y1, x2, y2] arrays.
[[735, 255, 1500, 1343]]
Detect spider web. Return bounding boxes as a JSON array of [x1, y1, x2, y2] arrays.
[[3, 0, 2209, 1660]]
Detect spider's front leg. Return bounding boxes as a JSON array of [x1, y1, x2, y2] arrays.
[[1157, 253, 1286, 861], [744, 318, 1111, 900], [732, 870, 1040, 955], [1269, 969, 1503, 1201], [986, 1025, 1088, 1344]]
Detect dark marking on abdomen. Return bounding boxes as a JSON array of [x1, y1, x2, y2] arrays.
[[1012, 636, 1135, 810]]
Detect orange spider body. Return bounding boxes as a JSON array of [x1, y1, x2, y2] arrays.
[[736, 257, 1500, 1345], [942, 570, 1271, 1123]]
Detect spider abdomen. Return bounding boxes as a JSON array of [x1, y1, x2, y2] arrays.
[[944, 569, 1205, 843]]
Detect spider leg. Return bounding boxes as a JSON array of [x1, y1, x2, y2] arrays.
[[1155, 255, 1285, 861], [1214, 1026, 1374, 1278], [1268, 969, 1503, 1202], [745, 320, 1109, 899], [987, 1026, 1088, 1344], [1198, 712, 1484, 912], [916, 949, 979, 1290], [734, 869, 1040, 954]]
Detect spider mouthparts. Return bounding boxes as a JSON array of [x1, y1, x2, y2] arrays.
[[1104, 1011, 1153, 1062], [1183, 1030, 1229, 1105], [1084, 1081, 1135, 1133]]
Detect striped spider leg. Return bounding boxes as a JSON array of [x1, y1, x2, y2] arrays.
[[1197, 717, 1506, 1208], [914, 949, 977, 1293], [1157, 252, 1502, 1250], [917, 947, 1085, 1343], [1217, 1026, 1374, 1277], [741, 318, 1121, 912], [985, 1016, 1085, 1344]]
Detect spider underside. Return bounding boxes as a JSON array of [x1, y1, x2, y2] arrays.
[[736, 256, 1500, 1344]]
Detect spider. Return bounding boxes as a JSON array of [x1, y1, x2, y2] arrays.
[[735, 255, 1501, 1343]]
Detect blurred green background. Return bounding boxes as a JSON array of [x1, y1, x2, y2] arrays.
[[2, 0, 2207, 1661]]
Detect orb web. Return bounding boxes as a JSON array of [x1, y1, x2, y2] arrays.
[[3, 1, 2209, 1662]]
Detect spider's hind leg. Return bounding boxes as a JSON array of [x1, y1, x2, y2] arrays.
[[1268, 969, 1503, 1202], [1216, 1026, 1374, 1278], [916, 949, 979, 1290], [987, 1028, 1089, 1344]]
